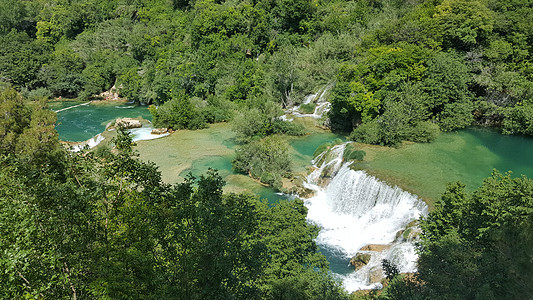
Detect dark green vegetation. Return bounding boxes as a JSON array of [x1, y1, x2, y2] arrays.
[[2, 0, 533, 298], [373, 172, 533, 300], [327, 0, 533, 145], [0, 88, 348, 299], [233, 135, 292, 189], [2, 0, 532, 144]]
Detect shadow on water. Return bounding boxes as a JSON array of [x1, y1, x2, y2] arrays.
[[319, 245, 354, 276], [464, 127, 533, 177]]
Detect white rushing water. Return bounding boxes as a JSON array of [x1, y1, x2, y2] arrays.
[[304, 144, 428, 292], [288, 84, 333, 119], [71, 134, 105, 152], [69, 125, 169, 152], [128, 126, 169, 142]]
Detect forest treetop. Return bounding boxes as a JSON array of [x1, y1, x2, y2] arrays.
[[1, 0, 532, 144]]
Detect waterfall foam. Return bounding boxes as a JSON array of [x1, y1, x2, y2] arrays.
[[303, 144, 428, 292], [71, 134, 105, 152], [129, 126, 170, 142]]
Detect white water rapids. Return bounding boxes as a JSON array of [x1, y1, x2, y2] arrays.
[[303, 144, 428, 291], [286, 84, 333, 119]]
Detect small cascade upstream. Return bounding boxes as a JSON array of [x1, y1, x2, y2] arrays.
[[287, 84, 333, 119], [304, 144, 428, 292], [70, 134, 105, 152]]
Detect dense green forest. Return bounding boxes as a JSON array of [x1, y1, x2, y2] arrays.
[[1, 0, 532, 145], [1, 0, 533, 299], [0, 89, 349, 299], [1, 85, 532, 299]]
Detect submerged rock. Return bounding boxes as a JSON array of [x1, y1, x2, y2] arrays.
[[369, 265, 384, 284], [359, 244, 391, 252], [350, 253, 372, 271]]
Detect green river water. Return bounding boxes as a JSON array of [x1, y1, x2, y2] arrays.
[[51, 101, 152, 142], [358, 127, 533, 204], [53, 103, 533, 288], [53, 102, 533, 205]]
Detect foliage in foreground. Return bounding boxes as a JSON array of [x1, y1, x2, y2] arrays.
[[377, 171, 533, 299], [0, 89, 348, 299]]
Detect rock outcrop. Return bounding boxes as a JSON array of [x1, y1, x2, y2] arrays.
[[115, 118, 142, 129], [350, 253, 371, 271], [151, 128, 168, 135], [99, 84, 121, 100], [369, 266, 384, 283]]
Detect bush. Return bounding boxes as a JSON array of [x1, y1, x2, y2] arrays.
[[232, 135, 291, 189], [149, 93, 207, 130], [343, 143, 365, 161], [437, 101, 474, 131], [313, 142, 333, 159], [502, 104, 533, 135], [349, 120, 383, 145], [350, 119, 439, 146], [405, 121, 440, 143], [271, 119, 307, 136], [299, 103, 316, 114], [21, 87, 52, 100]]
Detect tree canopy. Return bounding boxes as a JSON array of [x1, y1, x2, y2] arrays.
[[377, 171, 533, 300], [0, 88, 348, 299]]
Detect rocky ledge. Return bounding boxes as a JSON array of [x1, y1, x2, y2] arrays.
[[115, 118, 142, 129]]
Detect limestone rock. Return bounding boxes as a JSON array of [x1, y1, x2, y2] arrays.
[[395, 227, 422, 242], [151, 128, 168, 135], [350, 253, 371, 271], [359, 244, 391, 252], [99, 84, 121, 100], [369, 265, 384, 283], [115, 118, 142, 129]]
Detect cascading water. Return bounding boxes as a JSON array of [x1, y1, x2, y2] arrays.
[[304, 144, 428, 291], [70, 134, 105, 152], [288, 84, 333, 119]]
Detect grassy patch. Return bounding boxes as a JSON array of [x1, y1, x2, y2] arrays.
[[299, 103, 316, 114]]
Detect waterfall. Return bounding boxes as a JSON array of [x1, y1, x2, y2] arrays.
[[288, 84, 333, 119], [128, 126, 169, 142], [303, 144, 428, 291], [71, 134, 105, 152]]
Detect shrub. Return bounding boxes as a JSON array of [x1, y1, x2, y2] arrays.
[[349, 120, 383, 145], [149, 93, 207, 130], [405, 121, 440, 143], [313, 142, 332, 159], [271, 119, 307, 136], [502, 104, 533, 135], [21, 87, 52, 100], [232, 135, 291, 189], [343, 143, 365, 161], [299, 103, 316, 114]]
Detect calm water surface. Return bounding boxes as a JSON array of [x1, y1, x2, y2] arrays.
[[54, 102, 151, 142], [363, 127, 533, 202]]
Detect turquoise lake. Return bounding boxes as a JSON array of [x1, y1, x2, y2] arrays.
[[53, 101, 152, 142]]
